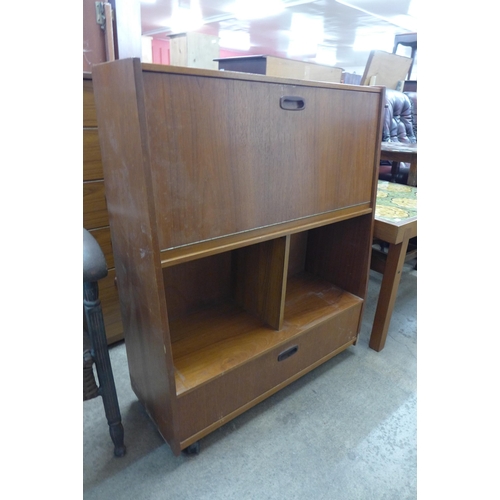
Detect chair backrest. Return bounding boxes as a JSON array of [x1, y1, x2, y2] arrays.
[[382, 88, 416, 144], [404, 91, 417, 140]]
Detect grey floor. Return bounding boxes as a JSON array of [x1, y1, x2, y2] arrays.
[[83, 262, 417, 500]]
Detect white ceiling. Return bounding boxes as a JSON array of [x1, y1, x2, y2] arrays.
[[139, 0, 417, 74]]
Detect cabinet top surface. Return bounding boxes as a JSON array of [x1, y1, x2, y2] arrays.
[[137, 60, 382, 93]]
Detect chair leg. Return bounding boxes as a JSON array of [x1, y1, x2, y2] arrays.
[[84, 281, 126, 457]]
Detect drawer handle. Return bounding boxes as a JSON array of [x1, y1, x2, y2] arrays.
[[280, 96, 305, 111], [277, 345, 299, 362]]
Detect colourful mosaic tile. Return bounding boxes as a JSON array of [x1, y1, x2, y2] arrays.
[[375, 180, 417, 223]]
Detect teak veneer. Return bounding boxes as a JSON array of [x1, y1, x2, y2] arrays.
[[92, 59, 384, 456], [83, 73, 123, 344]]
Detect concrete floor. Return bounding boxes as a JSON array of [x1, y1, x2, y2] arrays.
[[83, 262, 417, 500]]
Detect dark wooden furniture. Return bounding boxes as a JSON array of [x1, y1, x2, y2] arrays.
[[83, 73, 124, 344], [403, 80, 417, 92], [92, 58, 384, 456], [83, 228, 126, 457], [393, 32, 417, 78], [369, 181, 417, 352], [393, 32, 417, 53], [216, 55, 343, 82], [380, 142, 417, 186]]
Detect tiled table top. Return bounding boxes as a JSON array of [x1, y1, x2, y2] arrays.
[[375, 180, 417, 225]]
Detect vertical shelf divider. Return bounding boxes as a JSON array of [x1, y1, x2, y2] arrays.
[[233, 235, 290, 330]]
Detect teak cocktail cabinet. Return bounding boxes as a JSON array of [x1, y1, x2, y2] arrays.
[[92, 58, 384, 456]]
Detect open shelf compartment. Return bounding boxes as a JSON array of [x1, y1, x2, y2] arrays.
[[163, 216, 371, 396]]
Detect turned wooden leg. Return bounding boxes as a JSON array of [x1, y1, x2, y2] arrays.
[[369, 232, 411, 352], [84, 281, 126, 457]]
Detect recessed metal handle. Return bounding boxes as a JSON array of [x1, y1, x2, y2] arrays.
[[277, 345, 299, 362], [280, 96, 305, 111]]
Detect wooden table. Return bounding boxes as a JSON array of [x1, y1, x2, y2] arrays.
[[369, 181, 417, 352], [380, 142, 417, 186]]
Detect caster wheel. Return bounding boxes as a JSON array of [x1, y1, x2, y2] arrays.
[[182, 441, 200, 456]]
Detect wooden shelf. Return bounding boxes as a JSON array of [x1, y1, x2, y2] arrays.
[[284, 272, 361, 326]]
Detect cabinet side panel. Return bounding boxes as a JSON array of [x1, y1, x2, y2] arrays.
[[142, 72, 380, 249], [97, 269, 123, 344], [92, 59, 180, 453]]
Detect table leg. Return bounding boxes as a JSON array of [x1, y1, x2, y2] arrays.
[[407, 158, 417, 186], [390, 161, 400, 183], [369, 230, 411, 352]]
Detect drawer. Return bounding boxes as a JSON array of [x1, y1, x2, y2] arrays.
[[88, 227, 114, 268], [83, 180, 109, 229], [83, 129, 103, 181], [83, 79, 97, 127], [176, 302, 361, 441]]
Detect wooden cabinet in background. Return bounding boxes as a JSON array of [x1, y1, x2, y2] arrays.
[[169, 32, 220, 69], [216, 55, 343, 83], [83, 73, 123, 344], [92, 59, 384, 456]]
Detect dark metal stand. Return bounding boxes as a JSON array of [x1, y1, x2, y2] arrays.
[[83, 229, 126, 457]]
